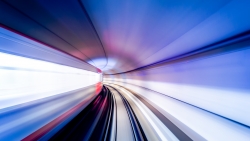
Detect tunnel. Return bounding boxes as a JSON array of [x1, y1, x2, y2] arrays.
[[0, 0, 250, 140]]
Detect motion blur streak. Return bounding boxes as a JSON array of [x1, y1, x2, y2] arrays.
[[0, 28, 102, 140], [104, 33, 250, 140], [1, 0, 250, 140]]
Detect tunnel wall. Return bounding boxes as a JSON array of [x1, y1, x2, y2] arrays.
[[104, 35, 250, 140]]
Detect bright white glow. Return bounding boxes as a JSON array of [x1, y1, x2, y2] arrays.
[[103, 58, 118, 70], [0, 52, 101, 109], [88, 58, 107, 69], [88, 58, 117, 71]]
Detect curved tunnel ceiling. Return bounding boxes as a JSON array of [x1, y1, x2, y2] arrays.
[[0, 0, 250, 74], [0, 0, 107, 70]]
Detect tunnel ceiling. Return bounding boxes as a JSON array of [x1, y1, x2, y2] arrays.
[[1, 0, 249, 74]]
